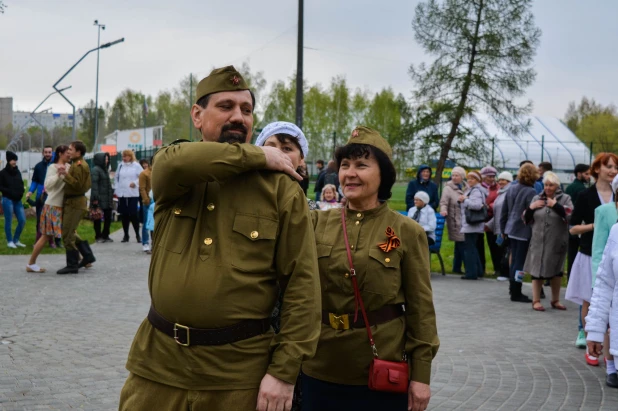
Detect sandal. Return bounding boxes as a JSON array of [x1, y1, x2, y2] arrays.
[[551, 300, 567, 310], [532, 300, 545, 311]]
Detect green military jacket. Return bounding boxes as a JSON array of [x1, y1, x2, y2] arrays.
[[63, 156, 91, 210], [302, 203, 440, 385], [125, 142, 321, 390]]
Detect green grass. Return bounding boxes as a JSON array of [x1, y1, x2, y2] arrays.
[[0, 216, 121, 255]]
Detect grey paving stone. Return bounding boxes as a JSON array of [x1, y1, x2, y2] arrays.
[[1, 230, 618, 409]]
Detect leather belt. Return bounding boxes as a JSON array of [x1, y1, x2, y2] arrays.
[[322, 304, 405, 330], [147, 306, 271, 347]]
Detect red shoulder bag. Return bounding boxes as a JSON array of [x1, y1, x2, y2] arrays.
[[340, 207, 409, 394]]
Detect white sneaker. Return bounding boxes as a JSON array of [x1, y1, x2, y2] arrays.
[[142, 244, 151, 252], [496, 276, 508, 282], [15, 241, 26, 248], [7, 242, 17, 249], [26, 264, 46, 273]]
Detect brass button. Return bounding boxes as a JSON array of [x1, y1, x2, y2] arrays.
[[344, 273, 350, 279], [356, 213, 362, 218], [350, 245, 354, 249], [207, 203, 215, 211], [355, 221, 360, 226], [204, 238, 213, 245], [173, 208, 181, 215], [385, 258, 391, 263], [250, 231, 259, 239]]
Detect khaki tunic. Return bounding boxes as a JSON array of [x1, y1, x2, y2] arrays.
[[125, 142, 321, 390], [62, 157, 91, 250], [302, 203, 440, 385]]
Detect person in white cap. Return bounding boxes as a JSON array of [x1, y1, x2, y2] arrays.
[[408, 190, 437, 245], [255, 121, 317, 212]]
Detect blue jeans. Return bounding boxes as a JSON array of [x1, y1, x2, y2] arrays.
[[142, 205, 150, 245], [463, 233, 482, 279], [453, 241, 465, 273], [2, 197, 26, 243]]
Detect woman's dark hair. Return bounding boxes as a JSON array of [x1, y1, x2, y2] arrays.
[[53, 145, 69, 164], [139, 158, 150, 168], [335, 143, 396, 201], [70, 140, 87, 156]]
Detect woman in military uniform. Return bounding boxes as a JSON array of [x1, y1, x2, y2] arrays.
[[301, 127, 439, 411]]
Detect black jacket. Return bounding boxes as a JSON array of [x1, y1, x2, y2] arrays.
[[90, 153, 114, 210], [571, 184, 603, 256], [0, 164, 25, 201]]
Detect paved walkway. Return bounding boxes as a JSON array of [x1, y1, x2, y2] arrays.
[[1, 230, 618, 410]]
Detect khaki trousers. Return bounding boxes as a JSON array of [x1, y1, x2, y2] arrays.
[[119, 373, 259, 411], [62, 205, 84, 251]]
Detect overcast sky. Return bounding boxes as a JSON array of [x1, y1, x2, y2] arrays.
[[2, 0, 617, 119]]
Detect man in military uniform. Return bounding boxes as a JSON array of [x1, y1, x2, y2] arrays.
[[119, 66, 321, 411], [57, 140, 96, 274]]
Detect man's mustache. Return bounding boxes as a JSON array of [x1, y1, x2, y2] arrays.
[[221, 123, 248, 134]]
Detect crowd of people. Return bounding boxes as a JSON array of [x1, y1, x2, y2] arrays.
[[0, 143, 155, 273], [2, 64, 617, 409]]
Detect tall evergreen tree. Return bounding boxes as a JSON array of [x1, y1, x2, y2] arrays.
[[410, 0, 541, 182]]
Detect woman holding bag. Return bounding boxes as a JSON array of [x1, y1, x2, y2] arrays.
[[458, 171, 486, 280], [302, 126, 439, 411]]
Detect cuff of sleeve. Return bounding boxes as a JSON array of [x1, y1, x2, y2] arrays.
[[408, 359, 432, 385], [266, 356, 302, 385], [586, 331, 605, 343], [242, 144, 267, 170]]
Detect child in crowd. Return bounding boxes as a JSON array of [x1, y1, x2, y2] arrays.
[[144, 190, 155, 254], [318, 184, 342, 211], [408, 191, 437, 245]]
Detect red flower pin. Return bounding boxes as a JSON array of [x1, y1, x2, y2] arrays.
[[231, 76, 240, 86], [351, 129, 359, 138], [378, 226, 400, 253]]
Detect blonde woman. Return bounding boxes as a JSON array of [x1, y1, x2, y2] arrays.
[[115, 150, 144, 242], [318, 184, 342, 211], [26, 145, 70, 272]]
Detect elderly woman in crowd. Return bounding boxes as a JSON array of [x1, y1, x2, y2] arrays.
[[485, 171, 513, 281], [458, 171, 486, 280], [522, 172, 573, 311], [567, 152, 618, 365], [301, 126, 439, 411], [501, 163, 538, 303], [318, 184, 342, 210], [115, 150, 144, 243], [439, 166, 467, 274]]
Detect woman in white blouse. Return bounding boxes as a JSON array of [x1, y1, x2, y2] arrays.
[[26, 145, 71, 272], [115, 150, 143, 243]]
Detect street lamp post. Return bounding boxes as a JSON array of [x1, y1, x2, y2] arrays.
[[94, 20, 106, 150], [30, 87, 71, 149], [53, 37, 124, 142]]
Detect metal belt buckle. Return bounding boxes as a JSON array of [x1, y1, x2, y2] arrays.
[[328, 313, 350, 330], [173, 323, 190, 346]]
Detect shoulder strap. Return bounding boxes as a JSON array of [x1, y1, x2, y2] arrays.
[[340, 206, 379, 358]]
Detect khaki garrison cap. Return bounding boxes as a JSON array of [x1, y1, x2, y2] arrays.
[[195, 65, 250, 103], [346, 126, 393, 159]]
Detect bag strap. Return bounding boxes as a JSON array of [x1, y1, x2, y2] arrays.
[[340, 206, 379, 358]]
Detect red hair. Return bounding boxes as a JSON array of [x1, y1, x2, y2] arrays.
[[591, 153, 618, 180]]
